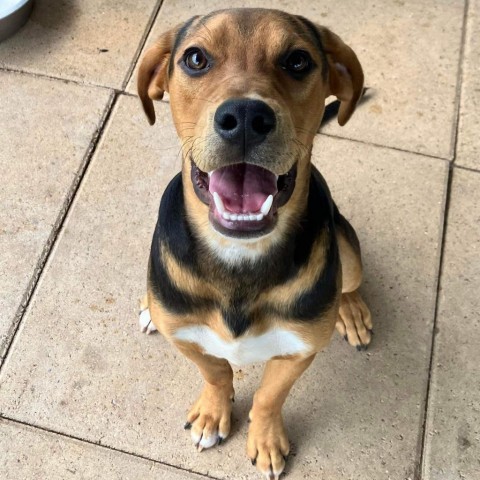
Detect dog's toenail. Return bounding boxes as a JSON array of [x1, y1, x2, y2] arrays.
[[184, 422, 192, 430], [251, 458, 257, 466]]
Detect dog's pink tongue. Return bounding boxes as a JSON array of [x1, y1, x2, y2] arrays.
[[209, 163, 277, 213]]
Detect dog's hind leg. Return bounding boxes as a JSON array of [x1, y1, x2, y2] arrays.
[[334, 208, 373, 350], [337, 290, 372, 350]]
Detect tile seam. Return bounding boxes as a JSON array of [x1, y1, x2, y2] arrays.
[[415, 163, 453, 480], [0, 415, 221, 480], [450, 0, 471, 165], [417, 0, 471, 476], [454, 163, 480, 175], [318, 132, 452, 164], [0, 66, 119, 92], [0, 91, 119, 366], [122, 0, 166, 91]]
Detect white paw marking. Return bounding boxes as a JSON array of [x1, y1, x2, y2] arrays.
[[173, 326, 308, 366], [191, 430, 223, 451], [138, 308, 157, 334]]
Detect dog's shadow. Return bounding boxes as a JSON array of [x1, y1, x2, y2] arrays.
[[319, 88, 374, 130]]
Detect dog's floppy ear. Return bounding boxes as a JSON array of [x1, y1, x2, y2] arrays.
[[319, 26, 364, 126], [137, 24, 181, 125]]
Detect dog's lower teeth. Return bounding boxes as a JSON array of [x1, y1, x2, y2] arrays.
[[220, 211, 265, 222], [213, 192, 269, 222]]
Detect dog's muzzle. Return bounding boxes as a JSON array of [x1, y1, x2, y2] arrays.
[[191, 160, 297, 238]]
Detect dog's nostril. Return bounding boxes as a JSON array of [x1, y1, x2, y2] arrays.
[[220, 114, 238, 131], [251, 115, 274, 135]]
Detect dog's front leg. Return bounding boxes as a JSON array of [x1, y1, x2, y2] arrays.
[[175, 342, 235, 451], [248, 354, 315, 479]]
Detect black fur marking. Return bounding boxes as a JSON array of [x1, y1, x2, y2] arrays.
[[295, 16, 329, 81], [288, 167, 339, 320], [169, 16, 199, 77], [257, 167, 339, 321], [149, 174, 215, 314], [333, 202, 361, 257], [222, 298, 251, 337], [290, 230, 339, 319], [149, 168, 340, 333]]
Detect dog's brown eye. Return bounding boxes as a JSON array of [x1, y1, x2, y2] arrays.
[[284, 50, 313, 75], [184, 48, 208, 71]]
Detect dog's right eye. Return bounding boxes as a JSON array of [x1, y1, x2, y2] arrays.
[[183, 48, 209, 71]]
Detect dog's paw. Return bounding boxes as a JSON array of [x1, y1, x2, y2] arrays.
[[138, 308, 157, 334], [185, 383, 234, 451], [336, 291, 372, 350], [247, 411, 289, 480]]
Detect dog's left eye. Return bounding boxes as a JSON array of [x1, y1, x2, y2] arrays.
[[283, 50, 313, 76], [184, 48, 209, 71]]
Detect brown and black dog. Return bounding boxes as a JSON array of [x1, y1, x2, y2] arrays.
[[137, 8, 372, 479]]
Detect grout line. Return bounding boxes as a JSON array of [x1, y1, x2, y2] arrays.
[[122, 90, 139, 98], [0, 66, 120, 93], [0, 415, 220, 480], [417, 0, 470, 478], [449, 0, 471, 164], [415, 163, 454, 480], [454, 163, 480, 175], [318, 132, 452, 163], [0, 91, 119, 366], [122, 0, 165, 91]]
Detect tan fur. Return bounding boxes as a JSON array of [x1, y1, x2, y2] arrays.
[[138, 9, 370, 477], [337, 230, 363, 293]]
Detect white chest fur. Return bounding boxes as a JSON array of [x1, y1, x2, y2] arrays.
[[173, 326, 309, 366]]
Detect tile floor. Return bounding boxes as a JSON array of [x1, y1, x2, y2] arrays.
[[1, 1, 478, 479]]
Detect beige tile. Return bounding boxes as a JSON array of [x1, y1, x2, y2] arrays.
[[456, 0, 480, 170], [0, 0, 158, 89], [127, 0, 464, 159], [0, 71, 112, 358], [0, 94, 448, 479], [422, 168, 480, 480], [0, 419, 204, 480]]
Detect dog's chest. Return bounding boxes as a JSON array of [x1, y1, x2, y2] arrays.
[[172, 325, 309, 366]]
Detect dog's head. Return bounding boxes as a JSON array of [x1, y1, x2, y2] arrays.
[[138, 9, 363, 257]]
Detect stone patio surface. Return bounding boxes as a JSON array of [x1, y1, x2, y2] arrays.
[[1, 1, 479, 479]]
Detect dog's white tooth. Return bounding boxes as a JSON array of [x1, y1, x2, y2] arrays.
[[222, 212, 230, 220], [260, 195, 273, 216], [231, 214, 238, 221], [249, 214, 256, 221], [256, 214, 264, 221], [212, 192, 225, 214]]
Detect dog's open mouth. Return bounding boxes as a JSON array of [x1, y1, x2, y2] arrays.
[[191, 160, 297, 238]]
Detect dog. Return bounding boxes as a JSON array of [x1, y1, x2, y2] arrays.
[[136, 8, 372, 479]]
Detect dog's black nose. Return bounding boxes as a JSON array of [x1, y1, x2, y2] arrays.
[[214, 99, 276, 146]]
